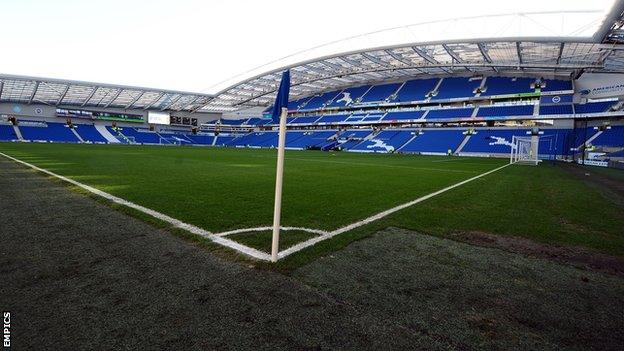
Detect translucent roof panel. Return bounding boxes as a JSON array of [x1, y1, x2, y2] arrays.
[[209, 11, 614, 94], [202, 5, 624, 112], [0, 74, 213, 112]]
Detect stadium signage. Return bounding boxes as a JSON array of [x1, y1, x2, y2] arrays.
[[539, 94, 573, 105], [576, 73, 624, 99], [56, 108, 144, 123]]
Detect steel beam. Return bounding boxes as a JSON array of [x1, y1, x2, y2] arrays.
[[477, 43, 498, 72], [124, 91, 145, 109], [56, 85, 70, 105], [160, 94, 183, 111], [144, 92, 166, 110], [28, 81, 40, 104], [104, 89, 123, 108], [412, 47, 452, 73], [81, 86, 98, 107]]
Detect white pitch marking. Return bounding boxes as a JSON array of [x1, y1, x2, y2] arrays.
[[0, 152, 272, 261], [2, 151, 512, 262], [215, 226, 328, 237], [277, 162, 512, 259]]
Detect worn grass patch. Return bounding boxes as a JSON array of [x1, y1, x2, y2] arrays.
[[294, 227, 624, 350]]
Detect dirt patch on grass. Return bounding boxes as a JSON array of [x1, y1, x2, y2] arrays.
[[295, 227, 624, 351], [556, 162, 624, 204], [451, 230, 624, 277]]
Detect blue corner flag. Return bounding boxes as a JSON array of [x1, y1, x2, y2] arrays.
[[270, 70, 290, 122]]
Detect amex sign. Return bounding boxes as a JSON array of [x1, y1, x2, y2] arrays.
[[576, 73, 624, 100]]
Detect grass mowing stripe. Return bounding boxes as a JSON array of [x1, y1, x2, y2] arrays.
[[0, 143, 504, 233], [0, 151, 273, 261], [278, 162, 512, 259], [250, 154, 480, 174]]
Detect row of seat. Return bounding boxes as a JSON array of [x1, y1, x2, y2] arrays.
[[221, 101, 614, 127], [288, 77, 572, 110], [224, 127, 624, 157], [3, 122, 622, 159]]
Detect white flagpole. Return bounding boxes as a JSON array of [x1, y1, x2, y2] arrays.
[[271, 107, 288, 262]]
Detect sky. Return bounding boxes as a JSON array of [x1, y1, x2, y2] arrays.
[[0, 0, 616, 93]]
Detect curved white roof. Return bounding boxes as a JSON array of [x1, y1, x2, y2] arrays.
[[205, 3, 624, 112]]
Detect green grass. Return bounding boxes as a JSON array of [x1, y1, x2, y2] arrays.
[[1, 142, 623, 266], [230, 230, 319, 253], [0, 143, 500, 233]]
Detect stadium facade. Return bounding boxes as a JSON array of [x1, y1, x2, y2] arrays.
[[1, 4, 624, 164]]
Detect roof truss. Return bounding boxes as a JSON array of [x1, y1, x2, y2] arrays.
[[204, 40, 624, 111], [0, 74, 213, 112]]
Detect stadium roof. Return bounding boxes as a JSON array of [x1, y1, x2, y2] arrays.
[[204, 3, 624, 112], [0, 74, 213, 113], [2, 3, 624, 114]]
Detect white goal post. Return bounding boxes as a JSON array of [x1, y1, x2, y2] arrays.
[[510, 135, 539, 165]]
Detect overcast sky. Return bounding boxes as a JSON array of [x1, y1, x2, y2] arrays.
[[0, 0, 616, 93]]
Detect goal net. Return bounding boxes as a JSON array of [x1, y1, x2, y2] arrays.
[[510, 136, 539, 165]]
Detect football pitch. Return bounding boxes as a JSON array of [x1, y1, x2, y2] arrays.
[[1, 142, 623, 265]]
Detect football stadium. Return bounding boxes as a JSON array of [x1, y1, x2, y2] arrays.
[[2, 0, 624, 349]]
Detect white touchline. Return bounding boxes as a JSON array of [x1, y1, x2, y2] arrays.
[[0, 152, 272, 261], [277, 162, 512, 259], [2, 151, 512, 262]]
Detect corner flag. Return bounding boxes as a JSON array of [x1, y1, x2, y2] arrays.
[[271, 70, 290, 262], [270, 70, 290, 122]]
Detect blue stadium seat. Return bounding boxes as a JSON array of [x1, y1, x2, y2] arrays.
[[245, 118, 271, 126], [360, 83, 401, 103], [326, 86, 370, 107], [302, 91, 342, 110], [214, 135, 236, 145], [591, 126, 624, 147], [74, 124, 108, 143], [462, 129, 531, 154], [541, 79, 573, 92], [539, 104, 573, 115], [481, 77, 534, 96], [477, 105, 533, 117], [289, 116, 321, 125], [400, 130, 465, 154], [394, 79, 439, 102], [185, 134, 215, 145], [337, 129, 373, 150], [227, 131, 279, 148], [536, 129, 574, 158], [426, 107, 474, 120], [20, 122, 80, 143], [117, 128, 161, 144], [285, 130, 337, 149], [317, 114, 350, 124], [158, 131, 193, 144], [0, 125, 18, 141], [431, 77, 481, 100], [574, 101, 614, 114], [350, 130, 414, 153], [382, 110, 425, 121]]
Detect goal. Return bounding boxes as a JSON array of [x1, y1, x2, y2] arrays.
[[509, 135, 539, 165]]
